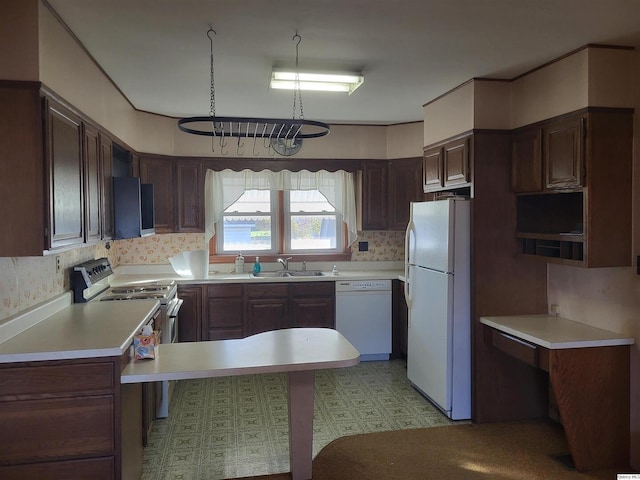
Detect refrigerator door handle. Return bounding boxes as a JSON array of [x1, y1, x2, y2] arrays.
[[404, 220, 414, 311]]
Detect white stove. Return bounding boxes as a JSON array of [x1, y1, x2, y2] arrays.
[[72, 258, 181, 418]]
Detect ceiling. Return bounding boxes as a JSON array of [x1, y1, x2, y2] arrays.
[[46, 0, 640, 126]]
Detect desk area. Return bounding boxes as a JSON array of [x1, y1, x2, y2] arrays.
[[122, 328, 360, 480], [481, 315, 634, 471]]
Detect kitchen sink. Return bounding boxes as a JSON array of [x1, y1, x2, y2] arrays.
[[251, 271, 289, 278], [285, 270, 324, 277], [251, 270, 325, 278]]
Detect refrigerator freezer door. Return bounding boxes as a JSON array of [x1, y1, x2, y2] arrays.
[[409, 200, 455, 273], [406, 265, 453, 415]]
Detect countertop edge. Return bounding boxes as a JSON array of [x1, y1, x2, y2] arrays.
[[481, 315, 635, 349]]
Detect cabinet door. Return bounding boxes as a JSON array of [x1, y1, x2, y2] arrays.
[[422, 145, 443, 192], [99, 134, 114, 240], [139, 156, 175, 232], [291, 297, 335, 328], [388, 158, 422, 230], [361, 162, 388, 230], [443, 137, 470, 187], [176, 160, 204, 232], [544, 115, 584, 189], [511, 127, 542, 193], [177, 285, 202, 342], [206, 284, 243, 340], [83, 124, 101, 241], [246, 299, 289, 336], [46, 100, 84, 248]]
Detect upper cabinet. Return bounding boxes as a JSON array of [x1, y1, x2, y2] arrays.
[[513, 109, 633, 267], [423, 135, 471, 193], [387, 158, 423, 230], [360, 158, 423, 231], [176, 160, 204, 232], [45, 98, 85, 249], [139, 156, 174, 233]]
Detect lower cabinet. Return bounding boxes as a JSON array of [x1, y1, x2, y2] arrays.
[[205, 284, 244, 340], [0, 356, 130, 480], [193, 281, 336, 341], [290, 282, 335, 328]]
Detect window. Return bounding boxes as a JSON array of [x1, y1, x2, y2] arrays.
[[206, 169, 357, 256], [217, 189, 343, 254]]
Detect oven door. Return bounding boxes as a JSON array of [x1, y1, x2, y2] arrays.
[[167, 298, 183, 344]]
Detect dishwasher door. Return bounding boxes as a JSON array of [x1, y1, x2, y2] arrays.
[[335, 280, 392, 361]]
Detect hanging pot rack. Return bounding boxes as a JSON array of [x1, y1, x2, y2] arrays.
[[177, 28, 330, 156]]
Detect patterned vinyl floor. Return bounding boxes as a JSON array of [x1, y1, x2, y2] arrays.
[[140, 359, 455, 480]]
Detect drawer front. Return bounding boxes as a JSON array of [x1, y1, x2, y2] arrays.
[[246, 283, 288, 298], [0, 362, 114, 399], [291, 281, 334, 297], [490, 329, 538, 368], [0, 456, 115, 480], [208, 284, 243, 298], [0, 395, 115, 464]]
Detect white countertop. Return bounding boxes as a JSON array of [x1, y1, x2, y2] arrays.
[[109, 269, 404, 286], [0, 299, 160, 363], [481, 314, 635, 349], [121, 328, 360, 383]]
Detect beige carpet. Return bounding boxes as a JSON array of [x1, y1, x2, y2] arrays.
[[231, 420, 634, 480]]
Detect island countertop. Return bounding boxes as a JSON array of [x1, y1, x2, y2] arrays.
[[480, 314, 634, 349]]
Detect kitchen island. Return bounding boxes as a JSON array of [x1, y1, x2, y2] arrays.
[[481, 314, 634, 471], [122, 328, 360, 480]]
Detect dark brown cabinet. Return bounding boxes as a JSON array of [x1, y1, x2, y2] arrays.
[[423, 135, 471, 193], [422, 145, 443, 192], [139, 156, 175, 233], [387, 158, 422, 230], [543, 114, 585, 189], [0, 357, 127, 479], [83, 123, 101, 242], [511, 126, 543, 192], [514, 109, 633, 267], [176, 160, 204, 232], [245, 283, 290, 336], [45, 98, 85, 249], [177, 285, 203, 342], [100, 134, 114, 239], [443, 137, 470, 188], [291, 282, 335, 329], [205, 284, 244, 340], [360, 161, 388, 230]]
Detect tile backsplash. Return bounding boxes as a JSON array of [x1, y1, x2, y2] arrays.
[[0, 230, 404, 323]]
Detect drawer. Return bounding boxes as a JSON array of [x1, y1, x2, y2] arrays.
[[291, 281, 334, 297], [0, 457, 115, 480], [208, 284, 243, 297], [246, 283, 288, 298], [0, 362, 115, 399], [0, 395, 115, 464], [488, 328, 539, 368]]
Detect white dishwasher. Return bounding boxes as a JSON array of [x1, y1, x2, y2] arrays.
[[335, 279, 392, 361]]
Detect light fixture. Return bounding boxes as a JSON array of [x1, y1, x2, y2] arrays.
[[271, 70, 364, 94], [178, 29, 330, 156]]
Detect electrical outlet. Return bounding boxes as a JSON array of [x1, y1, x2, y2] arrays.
[[56, 256, 61, 273], [550, 304, 559, 316]]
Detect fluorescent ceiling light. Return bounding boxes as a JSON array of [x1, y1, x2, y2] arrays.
[[270, 70, 364, 94]]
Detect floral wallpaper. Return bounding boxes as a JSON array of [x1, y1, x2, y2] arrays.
[[0, 231, 403, 323]]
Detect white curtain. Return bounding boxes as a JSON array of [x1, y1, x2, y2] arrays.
[[204, 168, 358, 247]]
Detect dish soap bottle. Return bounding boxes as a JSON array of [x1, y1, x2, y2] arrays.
[[253, 256, 261, 274]]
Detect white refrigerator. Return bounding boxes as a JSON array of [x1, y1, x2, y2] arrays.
[[404, 198, 471, 420]]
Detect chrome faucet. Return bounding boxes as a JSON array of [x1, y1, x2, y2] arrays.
[[277, 257, 293, 270]]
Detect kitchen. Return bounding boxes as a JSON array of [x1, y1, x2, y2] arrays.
[[2, 1, 640, 479]]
